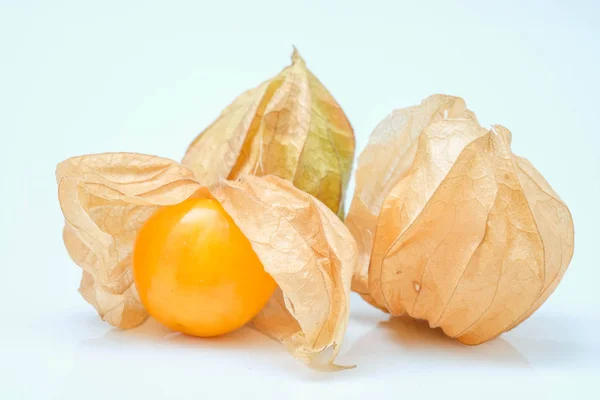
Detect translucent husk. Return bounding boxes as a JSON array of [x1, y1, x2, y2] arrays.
[[182, 49, 355, 218], [57, 153, 356, 368], [346, 94, 574, 345]]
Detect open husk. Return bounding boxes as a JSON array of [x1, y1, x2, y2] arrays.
[[182, 49, 355, 218], [57, 153, 356, 367], [346, 94, 574, 345]]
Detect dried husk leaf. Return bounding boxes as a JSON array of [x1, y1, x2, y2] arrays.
[[182, 49, 355, 218], [211, 175, 356, 368], [346, 94, 481, 295], [57, 153, 355, 367], [57, 153, 202, 328], [346, 95, 574, 345]]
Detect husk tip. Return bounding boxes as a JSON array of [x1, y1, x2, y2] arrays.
[[291, 46, 305, 65]]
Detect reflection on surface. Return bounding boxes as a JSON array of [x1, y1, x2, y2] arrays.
[[85, 317, 282, 351], [67, 307, 597, 384], [340, 314, 530, 371]]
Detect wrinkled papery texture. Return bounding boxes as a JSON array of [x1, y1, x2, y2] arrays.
[[211, 175, 355, 368], [346, 94, 574, 345], [57, 153, 355, 367], [182, 49, 355, 218], [57, 153, 203, 328]]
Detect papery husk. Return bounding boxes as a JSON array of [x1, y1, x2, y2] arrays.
[[346, 95, 574, 345], [57, 153, 355, 367], [211, 175, 355, 368], [182, 49, 355, 218], [57, 153, 202, 328]]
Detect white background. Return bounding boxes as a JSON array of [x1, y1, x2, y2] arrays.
[[1, 0, 599, 398]]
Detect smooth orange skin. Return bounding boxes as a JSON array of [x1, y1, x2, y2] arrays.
[[132, 196, 276, 337]]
